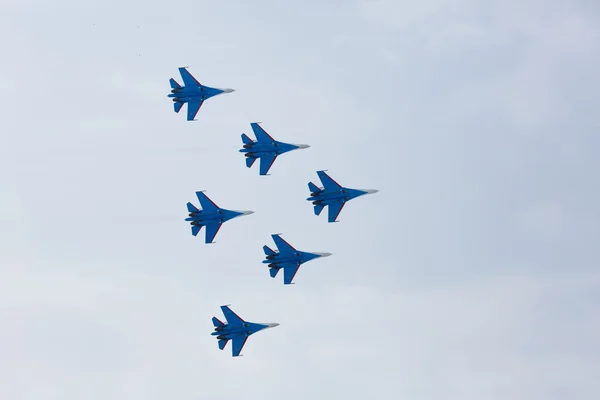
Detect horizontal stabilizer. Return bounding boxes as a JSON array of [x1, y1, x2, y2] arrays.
[[308, 182, 321, 193], [246, 157, 256, 168], [269, 267, 280, 278], [218, 339, 228, 350], [263, 245, 276, 256], [187, 202, 200, 213], [241, 133, 254, 144], [212, 317, 224, 327], [174, 101, 184, 113], [191, 225, 202, 236], [169, 78, 181, 89], [314, 204, 324, 216]]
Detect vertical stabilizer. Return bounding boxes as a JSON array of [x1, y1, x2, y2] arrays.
[[241, 133, 254, 145], [245, 157, 257, 168], [263, 245, 276, 256], [308, 182, 321, 193], [170, 78, 181, 89]]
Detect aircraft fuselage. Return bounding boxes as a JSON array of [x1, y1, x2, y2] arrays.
[[185, 209, 243, 225], [168, 85, 225, 102]]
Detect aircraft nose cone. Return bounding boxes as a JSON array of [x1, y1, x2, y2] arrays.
[[315, 252, 332, 258], [222, 88, 235, 93], [267, 323, 279, 328], [242, 210, 254, 216], [364, 189, 379, 195], [296, 144, 311, 149]]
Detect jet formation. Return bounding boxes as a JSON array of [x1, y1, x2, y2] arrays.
[[240, 122, 310, 175], [263, 234, 331, 284], [212, 305, 279, 357], [168, 67, 379, 357], [307, 170, 379, 222], [168, 67, 234, 121]]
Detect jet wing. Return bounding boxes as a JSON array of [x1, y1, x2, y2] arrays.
[[204, 222, 222, 244], [187, 100, 204, 121], [259, 154, 277, 176], [178, 67, 201, 86], [327, 201, 346, 223], [283, 262, 301, 285], [231, 334, 249, 357], [317, 170, 343, 190], [271, 234, 296, 253], [195, 191, 219, 212], [220, 305, 245, 325], [251, 123, 275, 143]]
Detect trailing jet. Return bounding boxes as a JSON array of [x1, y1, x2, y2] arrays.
[[185, 191, 253, 243], [167, 67, 234, 121], [239, 122, 310, 175], [263, 234, 331, 284], [211, 305, 279, 357], [307, 170, 378, 223]]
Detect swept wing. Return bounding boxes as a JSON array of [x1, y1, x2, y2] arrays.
[[259, 154, 277, 175], [195, 191, 219, 212], [178, 67, 202, 86], [327, 201, 346, 223], [231, 334, 249, 357], [187, 100, 204, 121], [282, 262, 301, 285], [204, 222, 223, 244], [251, 122, 275, 143], [220, 305, 245, 325], [271, 234, 296, 253], [317, 170, 343, 191]]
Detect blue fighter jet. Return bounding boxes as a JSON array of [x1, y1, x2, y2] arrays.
[[240, 122, 310, 175], [185, 191, 254, 243], [263, 234, 331, 284], [211, 305, 279, 357], [307, 170, 379, 223], [168, 67, 234, 121]]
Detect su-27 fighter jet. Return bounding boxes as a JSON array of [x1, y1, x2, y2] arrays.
[[211, 305, 279, 357], [263, 234, 331, 284], [240, 122, 310, 175], [307, 170, 379, 223], [168, 67, 234, 121], [185, 191, 254, 243]]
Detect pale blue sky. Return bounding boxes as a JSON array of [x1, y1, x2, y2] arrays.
[[1, 1, 599, 399]]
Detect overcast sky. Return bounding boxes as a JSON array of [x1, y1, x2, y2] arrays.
[[1, 1, 599, 399]]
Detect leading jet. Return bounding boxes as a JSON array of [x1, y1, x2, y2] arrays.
[[168, 67, 234, 121], [307, 170, 379, 223], [240, 122, 310, 175], [185, 191, 254, 243], [263, 234, 331, 284], [211, 305, 279, 357]]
